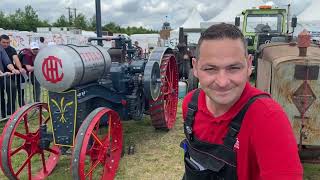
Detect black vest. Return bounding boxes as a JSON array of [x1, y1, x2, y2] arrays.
[[181, 89, 269, 180]]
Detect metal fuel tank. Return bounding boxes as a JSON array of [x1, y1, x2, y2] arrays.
[[34, 44, 112, 92]]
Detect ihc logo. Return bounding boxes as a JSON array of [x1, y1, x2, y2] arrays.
[[42, 56, 64, 83]]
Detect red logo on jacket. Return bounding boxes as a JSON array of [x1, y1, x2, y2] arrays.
[[234, 138, 239, 150]]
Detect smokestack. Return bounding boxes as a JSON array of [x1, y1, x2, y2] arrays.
[[95, 0, 103, 46]]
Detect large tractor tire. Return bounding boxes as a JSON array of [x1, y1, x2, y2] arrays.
[[72, 107, 123, 180], [147, 48, 179, 130]]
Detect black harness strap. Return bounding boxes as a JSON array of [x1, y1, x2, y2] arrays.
[[223, 94, 270, 149], [182, 90, 271, 179], [184, 89, 201, 141]]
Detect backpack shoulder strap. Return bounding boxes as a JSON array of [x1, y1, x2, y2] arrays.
[[184, 89, 201, 141], [223, 94, 271, 149]]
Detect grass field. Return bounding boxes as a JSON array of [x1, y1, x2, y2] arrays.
[[0, 101, 319, 180]]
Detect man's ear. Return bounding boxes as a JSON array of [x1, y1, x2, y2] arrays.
[[192, 58, 198, 78], [247, 54, 253, 76]]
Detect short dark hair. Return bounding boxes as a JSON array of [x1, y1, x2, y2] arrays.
[[197, 23, 247, 57], [40, 37, 45, 43], [0, 34, 10, 41]]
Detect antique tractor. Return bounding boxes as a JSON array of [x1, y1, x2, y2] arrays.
[[235, 4, 297, 78], [176, 27, 199, 92], [0, 36, 178, 179], [256, 30, 320, 163]]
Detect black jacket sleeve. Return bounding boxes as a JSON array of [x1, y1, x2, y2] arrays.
[[0, 46, 11, 68]]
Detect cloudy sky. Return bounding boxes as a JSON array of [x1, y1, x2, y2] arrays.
[[0, 0, 232, 30], [0, 0, 316, 30]]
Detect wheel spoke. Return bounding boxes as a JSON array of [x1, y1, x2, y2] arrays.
[[28, 161, 31, 180], [43, 116, 50, 124], [15, 153, 35, 176], [41, 152, 48, 173], [23, 114, 29, 134], [39, 106, 43, 125], [10, 145, 25, 156], [14, 132, 29, 140], [85, 160, 101, 178], [91, 132, 103, 146]]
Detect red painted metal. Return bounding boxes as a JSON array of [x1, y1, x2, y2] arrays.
[[42, 56, 64, 83], [0, 103, 61, 180], [72, 108, 123, 180], [150, 54, 179, 129]]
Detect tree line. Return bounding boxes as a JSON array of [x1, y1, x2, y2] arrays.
[[0, 5, 158, 35]]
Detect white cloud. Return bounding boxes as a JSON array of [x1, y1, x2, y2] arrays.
[[0, 0, 314, 30], [143, 1, 170, 14]]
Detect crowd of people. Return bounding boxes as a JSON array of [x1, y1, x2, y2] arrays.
[[0, 34, 42, 118]]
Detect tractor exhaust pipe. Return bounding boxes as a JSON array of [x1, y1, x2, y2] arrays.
[[95, 0, 103, 46]]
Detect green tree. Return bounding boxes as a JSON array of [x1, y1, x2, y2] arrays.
[[23, 5, 43, 31], [0, 11, 9, 29], [4, 5, 48, 31], [53, 15, 69, 27], [102, 22, 157, 35], [1, 5, 158, 34], [88, 15, 96, 31], [74, 13, 88, 29]]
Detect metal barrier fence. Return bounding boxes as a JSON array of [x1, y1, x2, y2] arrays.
[[0, 73, 48, 121]]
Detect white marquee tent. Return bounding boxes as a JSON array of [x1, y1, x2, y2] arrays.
[[170, 8, 204, 45]]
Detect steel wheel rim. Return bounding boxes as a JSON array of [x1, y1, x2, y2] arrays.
[[163, 55, 178, 128], [150, 54, 178, 129], [72, 107, 123, 180], [0, 103, 60, 180]]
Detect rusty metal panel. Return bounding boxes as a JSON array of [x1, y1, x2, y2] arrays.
[[259, 43, 320, 63], [271, 60, 320, 146], [294, 65, 319, 80], [256, 57, 272, 93]]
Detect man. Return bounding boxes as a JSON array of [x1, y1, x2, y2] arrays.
[[39, 36, 46, 49], [133, 41, 143, 57], [0, 34, 27, 107], [181, 23, 302, 180], [22, 42, 41, 102], [0, 45, 20, 118]]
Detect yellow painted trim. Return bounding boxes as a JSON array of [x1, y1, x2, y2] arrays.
[[48, 89, 77, 147]]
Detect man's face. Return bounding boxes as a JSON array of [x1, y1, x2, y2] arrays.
[[193, 38, 252, 108], [0, 39, 10, 48]]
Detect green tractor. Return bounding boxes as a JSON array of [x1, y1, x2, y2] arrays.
[[235, 5, 297, 68]]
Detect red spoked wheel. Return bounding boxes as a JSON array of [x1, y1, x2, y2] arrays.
[[150, 54, 179, 130], [72, 107, 123, 180], [0, 103, 61, 180]]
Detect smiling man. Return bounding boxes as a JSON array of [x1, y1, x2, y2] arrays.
[[181, 23, 302, 180]]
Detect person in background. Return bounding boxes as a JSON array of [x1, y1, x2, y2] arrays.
[[0, 45, 20, 118], [22, 42, 41, 102], [39, 36, 46, 49], [181, 23, 302, 180], [133, 41, 143, 57], [0, 34, 27, 107]]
